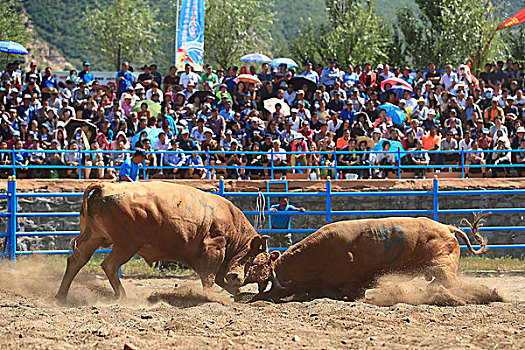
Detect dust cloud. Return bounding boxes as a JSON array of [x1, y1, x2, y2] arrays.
[[363, 274, 506, 307]]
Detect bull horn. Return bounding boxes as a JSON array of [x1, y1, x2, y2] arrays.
[[271, 269, 284, 290], [261, 235, 270, 252]]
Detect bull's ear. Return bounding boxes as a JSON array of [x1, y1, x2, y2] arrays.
[[270, 251, 281, 261], [249, 235, 263, 251]]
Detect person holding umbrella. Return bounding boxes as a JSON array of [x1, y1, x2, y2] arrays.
[[300, 61, 319, 84]]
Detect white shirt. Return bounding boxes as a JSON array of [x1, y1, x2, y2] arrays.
[[268, 148, 286, 162], [154, 139, 170, 151], [440, 73, 458, 90], [283, 91, 296, 106], [146, 88, 164, 102], [179, 72, 201, 89], [459, 139, 472, 151], [327, 119, 342, 133]]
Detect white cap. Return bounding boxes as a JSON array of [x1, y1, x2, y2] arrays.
[[427, 109, 436, 115], [135, 83, 144, 90], [517, 126, 525, 133], [122, 93, 132, 100], [376, 64, 384, 70], [399, 99, 406, 104]]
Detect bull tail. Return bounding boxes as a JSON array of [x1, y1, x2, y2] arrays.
[[454, 212, 490, 255], [81, 182, 104, 219]]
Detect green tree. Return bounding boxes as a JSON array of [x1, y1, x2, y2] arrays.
[[289, 0, 390, 67], [0, 2, 29, 47], [84, 0, 157, 70], [395, 0, 507, 71], [204, 0, 274, 69]]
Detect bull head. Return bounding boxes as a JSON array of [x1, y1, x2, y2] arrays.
[[243, 235, 282, 293]]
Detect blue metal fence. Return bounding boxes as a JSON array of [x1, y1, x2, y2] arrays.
[[1, 148, 524, 180], [1, 176, 524, 261]]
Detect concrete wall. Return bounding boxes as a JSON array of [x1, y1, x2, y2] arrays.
[[1, 179, 524, 258]]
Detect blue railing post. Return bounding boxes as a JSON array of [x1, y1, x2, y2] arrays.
[[7, 176, 17, 261], [333, 150, 338, 179], [78, 148, 82, 179], [397, 149, 401, 180], [461, 150, 465, 178], [270, 150, 274, 179], [206, 150, 210, 179], [219, 176, 224, 197], [326, 176, 332, 223], [432, 175, 439, 222], [142, 159, 147, 180], [11, 148, 16, 178]]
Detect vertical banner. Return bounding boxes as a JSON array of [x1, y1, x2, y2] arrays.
[[176, 0, 205, 71]]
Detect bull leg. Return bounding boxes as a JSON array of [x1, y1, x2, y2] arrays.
[[56, 233, 106, 302], [100, 244, 138, 299], [427, 246, 461, 288], [196, 236, 227, 293]]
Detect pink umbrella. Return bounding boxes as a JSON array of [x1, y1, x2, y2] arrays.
[[234, 74, 262, 86], [381, 77, 413, 91]]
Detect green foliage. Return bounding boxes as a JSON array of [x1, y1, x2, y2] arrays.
[[83, 0, 157, 70], [507, 26, 525, 62], [289, 0, 390, 67], [0, 2, 30, 49], [204, 0, 274, 68], [395, 0, 508, 71]]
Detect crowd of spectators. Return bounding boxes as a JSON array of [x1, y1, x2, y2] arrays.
[[1, 58, 524, 180]]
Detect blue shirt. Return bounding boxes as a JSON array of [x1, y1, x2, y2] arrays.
[[219, 109, 235, 122], [80, 71, 95, 84], [343, 72, 359, 88], [116, 70, 135, 92], [270, 203, 298, 229], [301, 71, 320, 85], [339, 109, 356, 123], [119, 157, 140, 181], [42, 76, 57, 89], [320, 68, 340, 86]]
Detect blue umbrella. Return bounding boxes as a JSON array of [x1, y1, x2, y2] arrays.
[[384, 85, 413, 99], [379, 102, 407, 126], [131, 128, 165, 148], [0, 41, 29, 55], [373, 140, 406, 160], [270, 57, 298, 68], [240, 53, 272, 64], [0, 41, 28, 68]]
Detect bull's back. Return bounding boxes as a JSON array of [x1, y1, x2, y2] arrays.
[[275, 217, 456, 290], [87, 182, 236, 257]]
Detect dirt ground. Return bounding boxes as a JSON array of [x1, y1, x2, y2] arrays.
[[0, 258, 523, 350]]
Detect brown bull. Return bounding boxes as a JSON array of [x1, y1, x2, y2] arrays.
[[56, 181, 266, 301], [243, 216, 488, 301]]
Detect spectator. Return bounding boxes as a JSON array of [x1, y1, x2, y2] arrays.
[[119, 148, 146, 182], [85, 139, 104, 179], [164, 140, 185, 179], [269, 197, 306, 247], [116, 61, 135, 97], [464, 141, 487, 178], [491, 137, 511, 177], [411, 139, 429, 179], [375, 141, 395, 179]]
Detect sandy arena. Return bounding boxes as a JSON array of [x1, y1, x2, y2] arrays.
[[0, 257, 523, 349]]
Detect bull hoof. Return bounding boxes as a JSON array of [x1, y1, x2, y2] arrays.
[[224, 272, 242, 288], [55, 293, 68, 305]]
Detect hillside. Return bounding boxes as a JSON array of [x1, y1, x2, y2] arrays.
[[20, 0, 524, 71]]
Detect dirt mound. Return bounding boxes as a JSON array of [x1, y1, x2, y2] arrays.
[[363, 274, 506, 307]]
